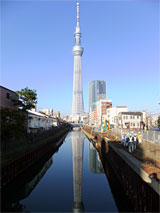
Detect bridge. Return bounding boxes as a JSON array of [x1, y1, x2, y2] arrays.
[[70, 123, 84, 130]]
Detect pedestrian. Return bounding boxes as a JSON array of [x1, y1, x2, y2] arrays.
[[128, 134, 134, 153], [125, 133, 129, 147], [133, 134, 137, 150], [121, 132, 126, 146], [137, 132, 142, 144]]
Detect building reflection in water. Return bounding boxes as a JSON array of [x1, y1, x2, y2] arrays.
[[22, 157, 53, 198], [89, 143, 104, 174], [3, 157, 53, 212], [72, 129, 85, 212]]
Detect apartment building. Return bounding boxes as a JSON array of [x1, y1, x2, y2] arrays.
[[118, 111, 143, 129], [104, 106, 128, 127], [97, 99, 112, 124]]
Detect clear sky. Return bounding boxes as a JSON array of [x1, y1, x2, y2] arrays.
[[1, 0, 160, 116]]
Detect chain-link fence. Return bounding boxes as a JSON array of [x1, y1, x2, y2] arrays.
[[111, 128, 160, 146], [141, 130, 160, 146]]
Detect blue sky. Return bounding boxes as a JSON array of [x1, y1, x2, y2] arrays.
[[1, 0, 160, 115]]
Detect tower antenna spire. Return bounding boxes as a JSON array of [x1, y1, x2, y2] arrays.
[[77, 2, 79, 26]]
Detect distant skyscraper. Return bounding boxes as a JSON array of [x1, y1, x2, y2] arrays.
[[88, 80, 106, 112], [72, 2, 84, 122]]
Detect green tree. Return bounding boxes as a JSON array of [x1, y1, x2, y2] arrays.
[[0, 108, 27, 144], [13, 87, 37, 111], [158, 116, 160, 128]]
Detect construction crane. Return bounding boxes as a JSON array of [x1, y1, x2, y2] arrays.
[[103, 119, 111, 131]]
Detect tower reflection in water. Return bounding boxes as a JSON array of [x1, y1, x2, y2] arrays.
[[89, 143, 104, 174], [72, 129, 85, 212]]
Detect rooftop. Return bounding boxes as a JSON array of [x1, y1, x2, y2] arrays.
[[120, 111, 142, 116]]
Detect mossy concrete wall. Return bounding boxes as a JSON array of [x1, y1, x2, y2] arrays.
[[82, 126, 159, 212]]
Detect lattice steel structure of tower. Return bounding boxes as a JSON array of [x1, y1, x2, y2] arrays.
[[72, 2, 84, 122]]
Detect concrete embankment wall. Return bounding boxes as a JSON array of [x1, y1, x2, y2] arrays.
[[82, 126, 160, 212], [1, 126, 70, 186]]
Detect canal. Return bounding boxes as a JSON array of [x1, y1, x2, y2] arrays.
[[2, 129, 134, 212]]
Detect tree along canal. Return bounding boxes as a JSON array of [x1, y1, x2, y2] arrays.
[[2, 129, 134, 212]]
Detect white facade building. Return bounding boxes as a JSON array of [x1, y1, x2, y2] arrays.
[[72, 2, 84, 122], [80, 112, 89, 124], [118, 111, 143, 129], [104, 106, 128, 127], [27, 110, 53, 133]]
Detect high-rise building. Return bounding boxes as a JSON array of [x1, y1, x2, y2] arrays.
[[88, 80, 106, 112], [72, 2, 84, 122]]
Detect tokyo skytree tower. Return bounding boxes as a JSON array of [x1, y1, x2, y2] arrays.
[[72, 2, 84, 122]]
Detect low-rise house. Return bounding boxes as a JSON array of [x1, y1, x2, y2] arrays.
[[53, 111, 60, 118], [118, 111, 143, 129], [40, 109, 53, 116], [80, 112, 89, 124], [147, 113, 159, 129], [104, 106, 128, 127], [27, 110, 53, 133], [61, 115, 70, 122], [52, 117, 59, 127], [0, 86, 18, 109]]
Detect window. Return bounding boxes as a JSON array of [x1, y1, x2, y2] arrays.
[[130, 116, 132, 119], [123, 116, 125, 120], [6, 93, 12, 99], [133, 116, 135, 119], [130, 123, 132, 126], [133, 123, 135, 127], [126, 116, 128, 119], [125, 123, 129, 128], [137, 116, 139, 119]]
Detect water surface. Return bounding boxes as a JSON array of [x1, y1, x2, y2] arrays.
[[4, 130, 118, 212]]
